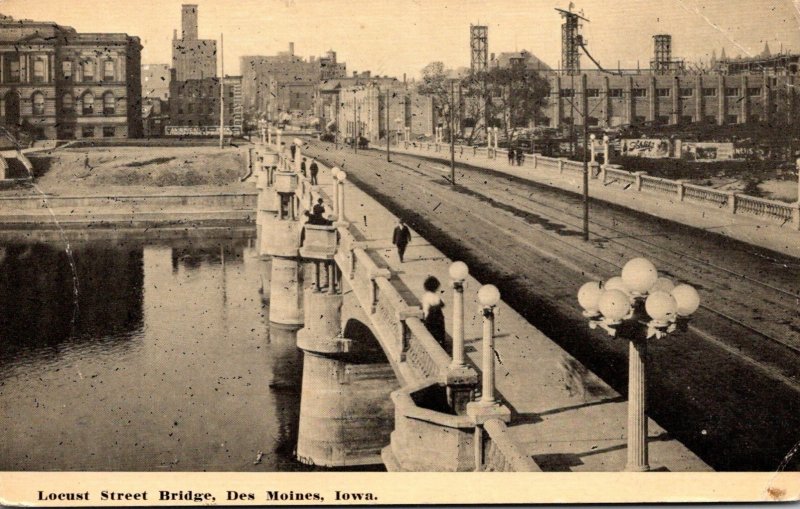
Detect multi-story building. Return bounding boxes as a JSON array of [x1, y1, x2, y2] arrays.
[[0, 15, 142, 140], [168, 73, 242, 133], [141, 63, 170, 101], [142, 97, 168, 137], [336, 79, 434, 142], [241, 44, 346, 122], [171, 4, 216, 81], [544, 70, 799, 130]]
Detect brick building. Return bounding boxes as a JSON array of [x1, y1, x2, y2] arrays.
[[544, 70, 799, 130], [168, 73, 242, 133], [141, 63, 170, 101], [0, 15, 142, 140], [336, 79, 434, 142], [171, 4, 216, 81], [241, 44, 346, 122]]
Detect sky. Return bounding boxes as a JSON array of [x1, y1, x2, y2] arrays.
[[2, 0, 800, 78]]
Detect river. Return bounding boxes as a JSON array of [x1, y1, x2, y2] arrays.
[[0, 227, 373, 471]]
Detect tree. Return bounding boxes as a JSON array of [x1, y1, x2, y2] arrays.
[[484, 61, 550, 144], [418, 62, 457, 137]]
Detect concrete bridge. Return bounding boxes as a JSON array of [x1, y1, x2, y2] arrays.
[[249, 130, 710, 472]]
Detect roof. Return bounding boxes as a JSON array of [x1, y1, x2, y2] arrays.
[[492, 50, 552, 71]]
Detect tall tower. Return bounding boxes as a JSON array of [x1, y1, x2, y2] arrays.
[[556, 7, 588, 75], [182, 4, 198, 41], [470, 25, 488, 75], [652, 34, 672, 74]]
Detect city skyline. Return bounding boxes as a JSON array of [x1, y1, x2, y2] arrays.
[[1, 0, 800, 78]]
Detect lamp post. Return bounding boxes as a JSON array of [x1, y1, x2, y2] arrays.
[[476, 284, 501, 405], [335, 170, 347, 224], [331, 167, 341, 219], [448, 261, 469, 367], [577, 257, 700, 472]]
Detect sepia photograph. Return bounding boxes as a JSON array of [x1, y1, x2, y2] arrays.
[[0, 0, 798, 505]]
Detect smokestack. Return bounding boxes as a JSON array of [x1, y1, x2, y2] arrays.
[[289, 42, 295, 55], [181, 4, 199, 41]]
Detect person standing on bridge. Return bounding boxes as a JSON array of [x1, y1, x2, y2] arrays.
[[422, 276, 447, 350], [309, 159, 319, 185], [300, 157, 308, 177], [290, 143, 297, 162], [392, 219, 412, 263], [508, 147, 515, 166]]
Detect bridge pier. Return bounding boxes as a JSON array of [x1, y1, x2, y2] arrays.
[[295, 224, 395, 467]]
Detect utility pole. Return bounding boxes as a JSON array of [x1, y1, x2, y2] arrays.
[[353, 90, 358, 155], [386, 88, 391, 162], [450, 79, 455, 185], [219, 33, 224, 149], [582, 72, 589, 242]]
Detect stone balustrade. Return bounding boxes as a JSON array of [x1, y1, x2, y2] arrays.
[[393, 142, 800, 230]]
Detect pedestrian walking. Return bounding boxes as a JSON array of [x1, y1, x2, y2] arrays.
[[422, 276, 447, 350], [290, 144, 297, 162], [508, 147, 515, 165], [392, 219, 412, 263], [516, 148, 524, 166], [300, 157, 307, 177], [309, 159, 319, 185]]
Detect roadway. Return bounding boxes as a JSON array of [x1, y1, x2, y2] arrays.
[[302, 139, 800, 472]]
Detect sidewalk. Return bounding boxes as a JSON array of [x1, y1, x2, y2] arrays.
[[308, 152, 711, 472], [392, 144, 800, 259]]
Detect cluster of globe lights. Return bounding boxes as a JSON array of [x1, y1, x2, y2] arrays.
[[577, 258, 701, 338]]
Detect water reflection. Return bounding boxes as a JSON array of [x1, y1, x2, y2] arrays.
[[0, 229, 311, 471]]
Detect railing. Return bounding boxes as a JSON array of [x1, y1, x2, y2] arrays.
[[390, 142, 800, 230], [604, 167, 637, 186], [736, 193, 795, 223], [480, 419, 541, 472], [640, 174, 679, 195], [404, 317, 452, 383], [683, 183, 729, 208]]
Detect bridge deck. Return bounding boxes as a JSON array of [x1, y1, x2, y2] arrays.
[[391, 144, 800, 259], [308, 154, 710, 472]]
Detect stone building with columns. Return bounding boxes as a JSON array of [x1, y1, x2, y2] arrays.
[[544, 70, 798, 130], [0, 15, 142, 140]]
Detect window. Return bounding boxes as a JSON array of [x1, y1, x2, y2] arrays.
[[103, 126, 115, 137], [680, 88, 694, 97], [705, 115, 717, 124], [587, 116, 600, 126], [103, 60, 114, 80], [32, 92, 45, 115], [634, 115, 646, 124], [9, 59, 20, 82], [750, 113, 760, 123], [726, 114, 739, 124], [681, 115, 694, 124], [586, 88, 600, 98], [632, 88, 647, 98], [82, 126, 95, 138], [656, 88, 671, 98], [702, 87, 717, 97], [608, 88, 623, 97], [62, 61, 72, 80], [562, 116, 573, 125], [82, 60, 94, 81], [32, 59, 45, 83], [62, 93, 74, 112], [656, 115, 670, 125], [82, 92, 94, 114], [725, 87, 740, 97], [102, 92, 115, 114], [187, 103, 194, 114], [560, 89, 574, 98], [748, 87, 762, 96]]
